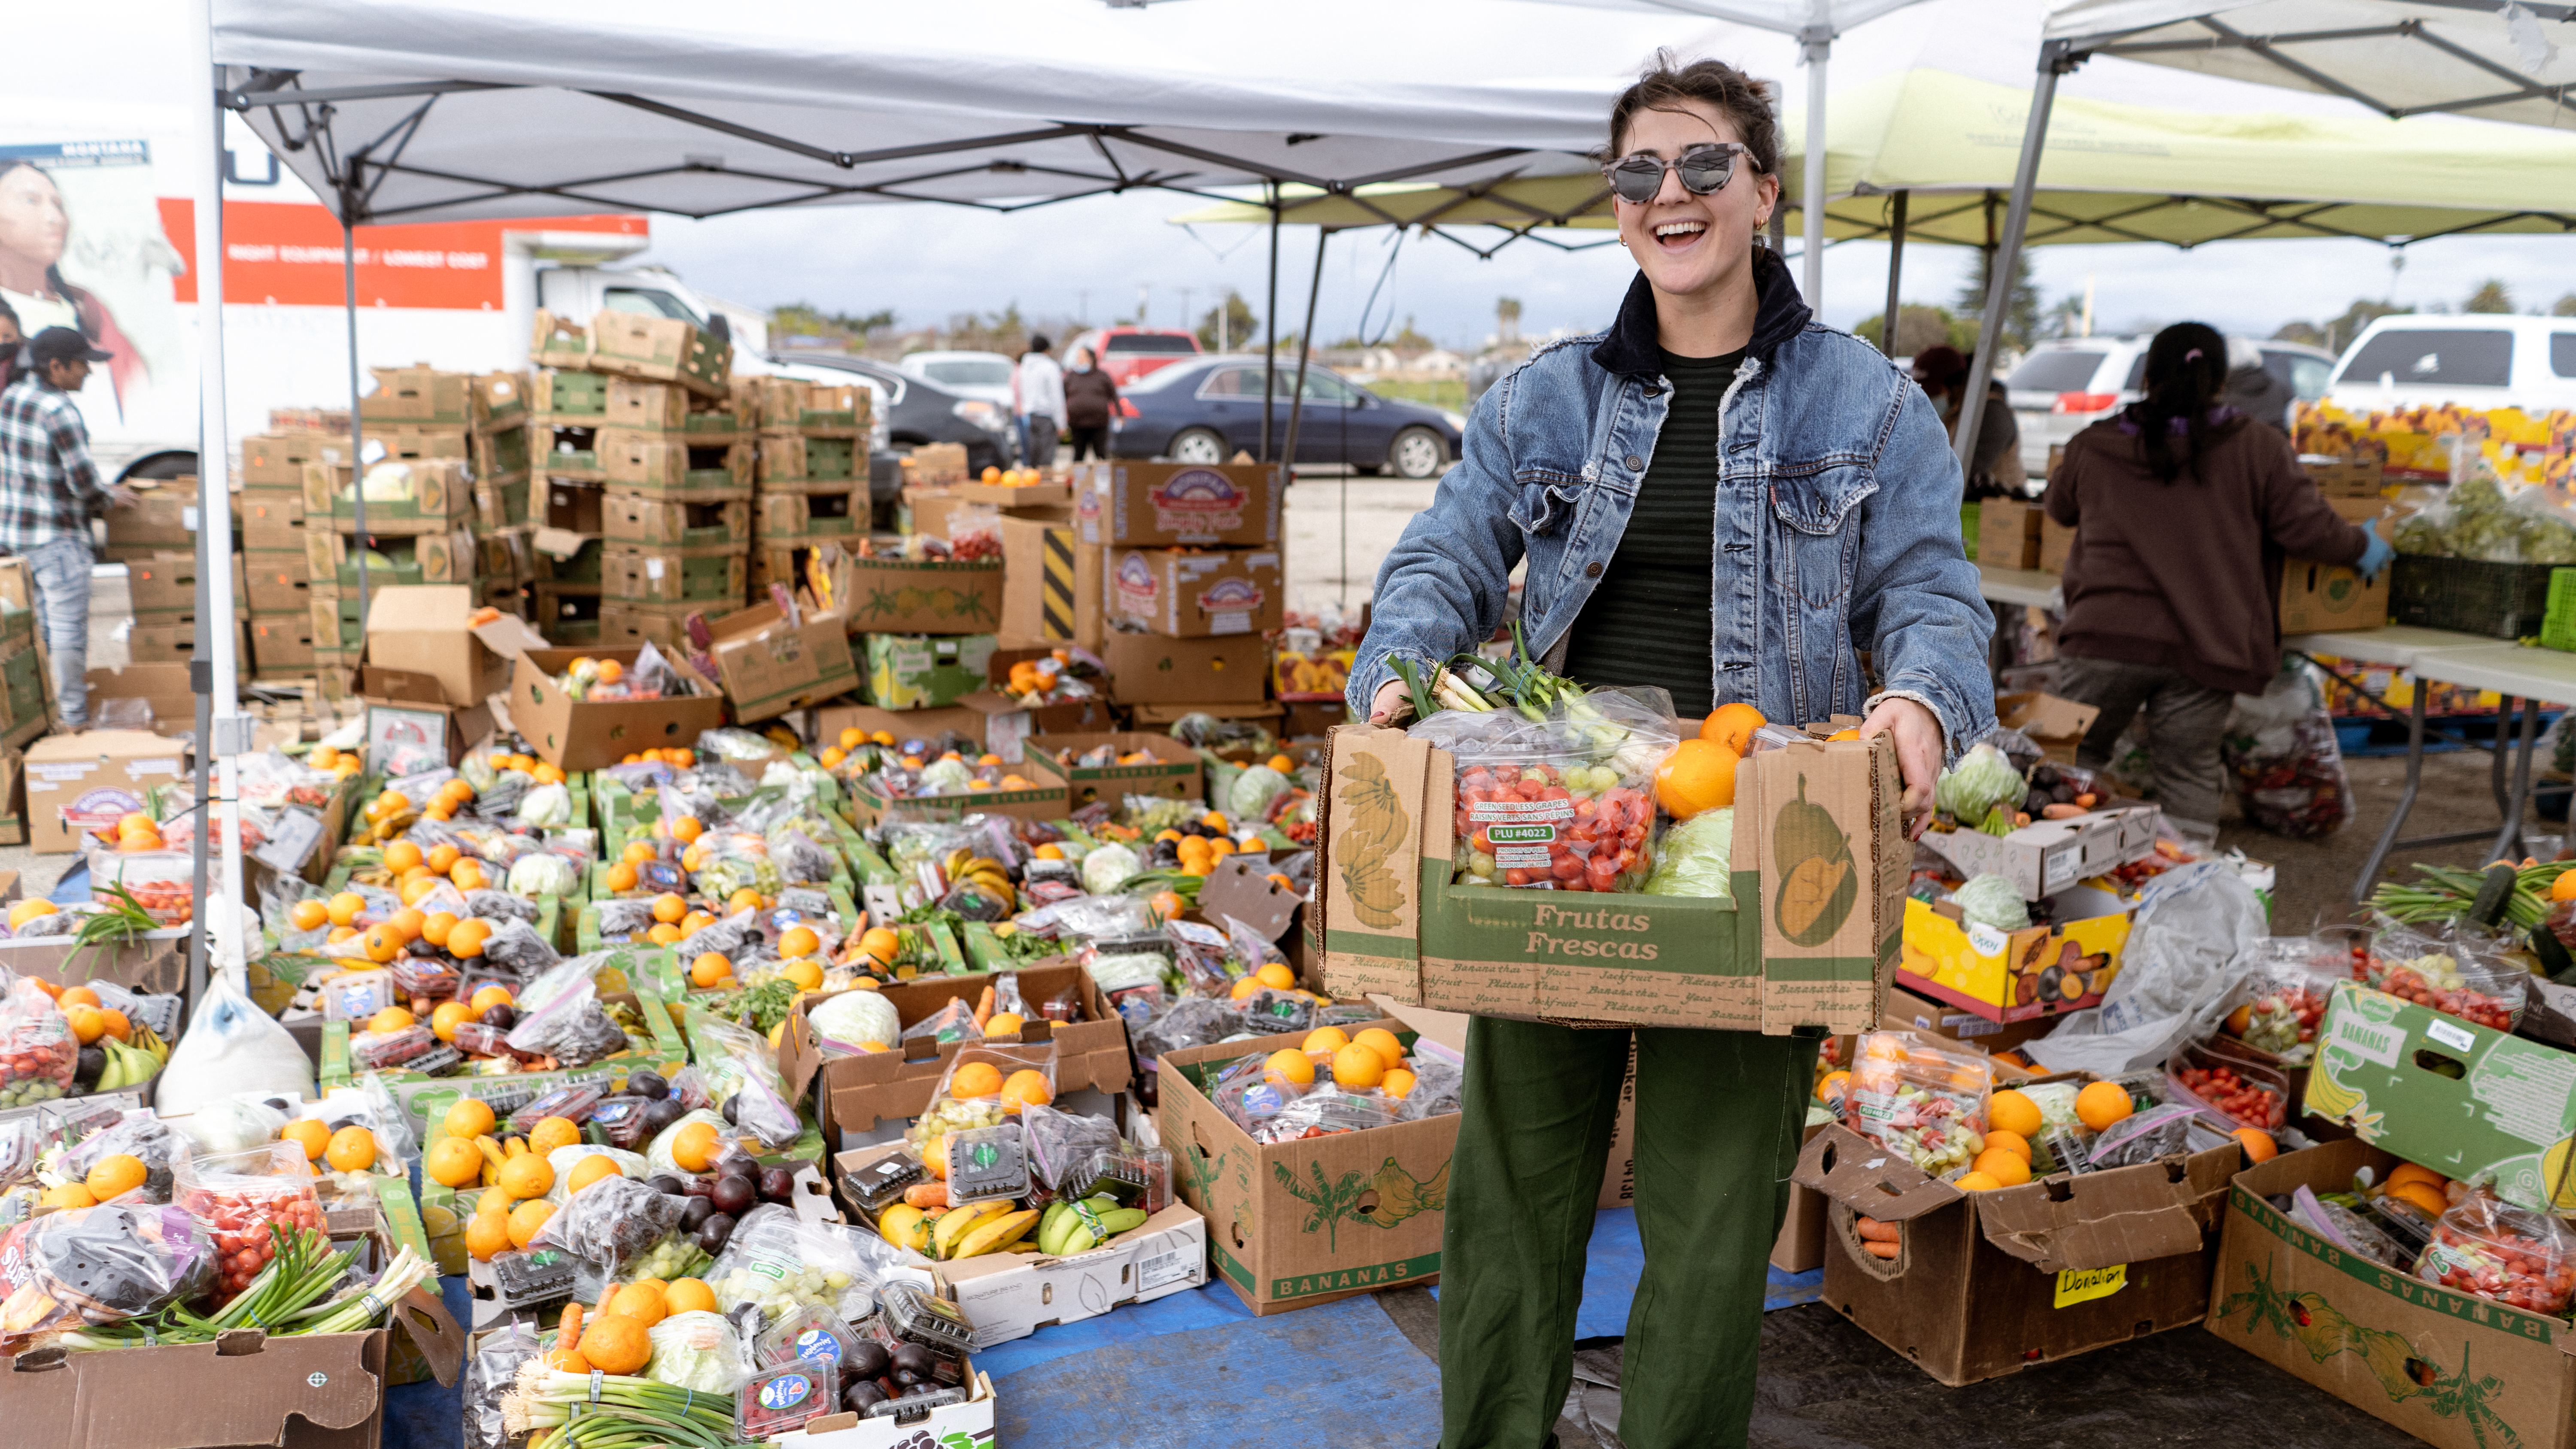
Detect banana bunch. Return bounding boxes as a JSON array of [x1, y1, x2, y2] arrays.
[[92, 1027, 170, 1092], [471, 1132, 534, 1188], [942, 849, 1016, 912], [929, 1199, 1040, 1260], [1037, 1196, 1149, 1257]]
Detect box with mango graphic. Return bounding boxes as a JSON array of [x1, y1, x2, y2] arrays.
[[1316, 722, 1904, 1034]]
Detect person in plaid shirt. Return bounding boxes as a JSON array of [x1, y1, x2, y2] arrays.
[[0, 326, 136, 728]]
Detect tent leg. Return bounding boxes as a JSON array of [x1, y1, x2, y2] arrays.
[[344, 221, 368, 628], [192, 27, 247, 995], [1261, 195, 1279, 463], [1956, 41, 2076, 476], [1802, 35, 1829, 306], [1881, 190, 1908, 358], [1281, 230, 1329, 480]]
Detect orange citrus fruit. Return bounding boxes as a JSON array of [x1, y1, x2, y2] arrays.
[[999, 1069, 1054, 1113], [2075, 1081, 2136, 1133], [1263, 1049, 1316, 1088], [1331, 1043, 1385, 1089], [2232, 1128, 2278, 1163], [282, 1119, 333, 1161], [466, 1211, 513, 1261], [368, 1006, 416, 1035], [671, 1122, 721, 1173], [1700, 702, 1766, 755], [950, 1061, 1006, 1098], [1654, 738, 1739, 819], [1982, 1129, 2033, 1162], [498, 1154, 554, 1200], [691, 952, 731, 988], [427, 1137, 483, 1188], [384, 841, 424, 873], [529, 1116, 581, 1155], [651, 893, 687, 925], [859, 927, 903, 961], [1303, 1027, 1351, 1055], [1972, 1148, 2032, 1187], [663, 1279, 717, 1315], [568, 1155, 623, 1195], [325, 1126, 378, 1173], [1351, 1028, 1406, 1072], [1988, 1089, 2042, 1139], [444, 1097, 497, 1139], [507, 1197, 556, 1249], [85, 1154, 149, 1200], [778, 925, 820, 959], [1256, 962, 1296, 991], [327, 892, 367, 927], [1954, 1171, 2004, 1192]]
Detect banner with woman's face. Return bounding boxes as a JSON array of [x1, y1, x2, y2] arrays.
[[0, 142, 188, 433]]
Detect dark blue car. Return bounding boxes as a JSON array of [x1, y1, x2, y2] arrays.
[[1110, 355, 1463, 479]]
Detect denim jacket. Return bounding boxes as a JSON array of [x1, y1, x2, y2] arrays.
[[1347, 248, 1994, 761]]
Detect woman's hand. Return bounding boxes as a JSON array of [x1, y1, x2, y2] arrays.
[[1368, 680, 1409, 725], [1860, 696, 1944, 838]]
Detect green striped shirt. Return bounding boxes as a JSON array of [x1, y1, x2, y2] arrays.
[[1560, 348, 1740, 718]]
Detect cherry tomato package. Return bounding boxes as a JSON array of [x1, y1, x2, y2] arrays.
[[2221, 937, 2344, 1064], [2414, 1189, 2576, 1317], [2165, 1037, 2290, 1132], [1842, 1031, 1990, 1178], [1413, 691, 1678, 893], [0, 973, 77, 1109], [2366, 922, 2526, 1032], [172, 1140, 325, 1303]]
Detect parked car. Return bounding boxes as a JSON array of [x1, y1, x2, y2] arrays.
[[763, 351, 1015, 481], [2004, 335, 2336, 480], [897, 350, 1016, 408], [1066, 326, 1202, 387], [2326, 314, 2576, 415], [1111, 355, 1462, 479]]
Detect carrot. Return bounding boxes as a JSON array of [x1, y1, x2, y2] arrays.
[[1862, 1239, 1902, 1260], [2013, 812, 2031, 827], [2074, 792, 2098, 808], [973, 985, 994, 1032], [1855, 1216, 1902, 1244], [2041, 803, 2087, 820], [903, 1181, 949, 1210], [557, 1303, 583, 1353]]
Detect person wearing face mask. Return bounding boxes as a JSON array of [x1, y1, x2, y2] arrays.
[[1060, 345, 1118, 462], [1910, 344, 2022, 499], [1348, 52, 1990, 1449]]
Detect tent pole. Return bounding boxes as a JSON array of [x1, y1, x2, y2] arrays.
[[1881, 190, 1908, 358], [1281, 230, 1329, 481], [344, 220, 368, 633], [191, 16, 247, 994], [1957, 41, 2074, 478], [1262, 192, 1280, 463], [1802, 32, 1829, 306], [186, 66, 220, 1012]]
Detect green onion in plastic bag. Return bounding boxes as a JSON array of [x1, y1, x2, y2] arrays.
[[1934, 743, 2025, 826], [1643, 809, 1733, 901], [1949, 873, 2031, 932]]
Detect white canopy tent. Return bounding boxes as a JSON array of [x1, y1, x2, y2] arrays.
[[1947, 0, 2576, 469]]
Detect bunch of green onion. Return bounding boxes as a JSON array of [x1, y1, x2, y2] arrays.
[[504, 1364, 741, 1449], [58, 1225, 432, 1349]]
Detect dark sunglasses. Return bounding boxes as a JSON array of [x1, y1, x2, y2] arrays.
[[1601, 143, 1756, 204]]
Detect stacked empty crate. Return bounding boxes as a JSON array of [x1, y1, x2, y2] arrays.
[[526, 309, 744, 648], [239, 424, 335, 681], [104, 468, 247, 670], [749, 379, 873, 597]]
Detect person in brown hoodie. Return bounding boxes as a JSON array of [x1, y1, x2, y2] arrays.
[[2044, 321, 2391, 835], [1061, 345, 1119, 462]]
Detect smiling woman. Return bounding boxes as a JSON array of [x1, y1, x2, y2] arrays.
[[1347, 49, 1994, 1449]]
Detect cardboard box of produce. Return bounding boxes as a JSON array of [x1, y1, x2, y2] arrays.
[[1882, 982, 2071, 1053], [598, 430, 753, 494], [546, 480, 605, 533], [779, 966, 1132, 1149], [844, 771, 1066, 830], [1075, 460, 1281, 548], [757, 433, 861, 485], [906, 442, 970, 488], [1978, 498, 2043, 570], [838, 553, 1003, 635], [935, 1196, 1212, 1346], [24, 729, 186, 854], [359, 666, 495, 770], [83, 662, 193, 732], [238, 489, 309, 548], [2306, 980, 2576, 1212], [304, 530, 477, 587], [594, 600, 696, 652], [812, 702, 986, 750], [601, 492, 749, 548], [1105, 547, 1285, 638], [998, 515, 1103, 650], [302, 458, 474, 534], [754, 488, 862, 540], [746, 376, 869, 434], [766, 1368, 996, 1449], [1795, 1122, 2237, 1386], [586, 308, 732, 398], [363, 584, 544, 708], [1991, 691, 2099, 768], [604, 377, 741, 438], [1915, 804, 2159, 900], [903, 481, 1074, 542], [704, 602, 857, 721], [955, 649, 1119, 761], [508, 646, 726, 772], [123, 551, 245, 616], [532, 367, 609, 421], [1321, 723, 1905, 1035], [1023, 730, 1201, 809], [105, 477, 197, 549], [2205, 1139, 2576, 1449], [602, 545, 747, 604], [243, 430, 348, 485], [128, 617, 248, 665], [1158, 1019, 1456, 1315], [862, 633, 997, 713], [2278, 557, 2389, 634], [1896, 889, 2136, 1025], [1100, 629, 1269, 704]]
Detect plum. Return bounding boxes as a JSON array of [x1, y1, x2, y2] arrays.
[[711, 1175, 756, 1218], [845, 1341, 890, 1381], [697, 1212, 735, 1255], [677, 1196, 714, 1232], [842, 1381, 887, 1413], [759, 1167, 796, 1203], [627, 1069, 669, 1100]]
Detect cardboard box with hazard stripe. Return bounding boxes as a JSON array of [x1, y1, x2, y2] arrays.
[[998, 514, 1103, 651]]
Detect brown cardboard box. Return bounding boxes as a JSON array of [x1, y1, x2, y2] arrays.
[[363, 585, 548, 707], [704, 603, 857, 721], [302, 458, 474, 535], [1130, 700, 1283, 729], [1074, 460, 1282, 548], [86, 662, 195, 730], [507, 646, 726, 771], [0, 750, 25, 846], [598, 430, 753, 491], [2205, 1140, 2576, 1449], [358, 665, 496, 769], [998, 515, 1103, 650], [243, 431, 349, 485], [1099, 630, 1270, 704], [603, 546, 747, 604], [754, 488, 862, 540], [904, 483, 1074, 543], [1976, 498, 2043, 570], [927, 1184, 1210, 1347], [845, 771, 1068, 829], [105, 479, 197, 549], [1795, 1123, 2236, 1385], [586, 309, 732, 399], [1105, 547, 1285, 639], [1022, 730, 1201, 809], [595, 601, 697, 651], [778, 965, 1132, 1149], [908, 442, 971, 488], [745, 376, 868, 434], [2038, 515, 2075, 574], [125, 551, 246, 616], [250, 618, 317, 671], [547, 480, 605, 532], [605, 377, 740, 436], [358, 365, 474, 425], [246, 559, 313, 615], [601, 492, 749, 548], [128, 616, 247, 664], [24, 729, 189, 854], [240, 489, 310, 548], [839, 554, 1004, 635], [812, 703, 986, 750], [1322, 723, 1904, 1034], [2302, 454, 2387, 497], [1992, 690, 2099, 766], [1159, 1019, 1456, 1314], [954, 647, 1120, 761], [2278, 557, 2388, 634]]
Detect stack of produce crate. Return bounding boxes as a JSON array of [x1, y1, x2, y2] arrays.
[[1081, 461, 1287, 727], [240, 422, 336, 681], [748, 378, 872, 597], [97, 467, 245, 668], [530, 367, 613, 643]]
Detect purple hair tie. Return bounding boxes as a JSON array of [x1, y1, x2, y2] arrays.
[[2183, 348, 2204, 363]]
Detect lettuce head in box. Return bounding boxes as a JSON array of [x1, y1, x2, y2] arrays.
[[1935, 742, 2025, 830], [1642, 807, 1732, 900]]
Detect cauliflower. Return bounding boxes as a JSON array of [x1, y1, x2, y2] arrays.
[[920, 757, 974, 793], [516, 781, 572, 827], [1081, 843, 1141, 894]]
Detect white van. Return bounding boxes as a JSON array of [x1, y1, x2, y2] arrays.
[[2005, 335, 2335, 480], [2325, 315, 2576, 414]]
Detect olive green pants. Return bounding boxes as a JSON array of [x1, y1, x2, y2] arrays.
[[1437, 1017, 1818, 1449]]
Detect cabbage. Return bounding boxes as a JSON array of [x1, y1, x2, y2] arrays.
[[1228, 765, 1291, 821], [808, 988, 901, 1050], [505, 852, 578, 897], [1950, 873, 2031, 932], [646, 1311, 749, 1394], [1081, 842, 1140, 894], [921, 758, 973, 791], [1643, 808, 1733, 900], [516, 782, 572, 827], [1934, 743, 2025, 826]]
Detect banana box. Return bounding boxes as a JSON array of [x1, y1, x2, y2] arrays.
[[1897, 887, 2135, 1025]]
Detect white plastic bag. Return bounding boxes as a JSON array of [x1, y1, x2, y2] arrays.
[[157, 970, 313, 1114], [2220, 658, 2353, 840], [2026, 861, 2267, 1077]]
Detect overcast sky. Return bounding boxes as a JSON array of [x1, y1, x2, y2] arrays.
[[632, 185, 2576, 355]]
